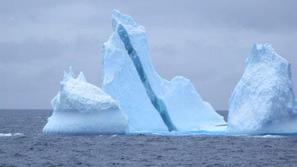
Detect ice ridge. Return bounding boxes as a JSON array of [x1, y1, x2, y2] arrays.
[[117, 24, 177, 131]]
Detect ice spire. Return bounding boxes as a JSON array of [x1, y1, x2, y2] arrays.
[[63, 66, 75, 81], [77, 72, 87, 82], [103, 10, 225, 132]]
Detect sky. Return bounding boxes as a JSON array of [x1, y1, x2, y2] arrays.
[[1, 0, 297, 110]]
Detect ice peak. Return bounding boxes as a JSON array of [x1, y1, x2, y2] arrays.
[[63, 66, 75, 81], [247, 43, 288, 66], [112, 9, 138, 30], [77, 72, 87, 82], [112, 9, 123, 18], [61, 67, 88, 85], [251, 43, 275, 55]]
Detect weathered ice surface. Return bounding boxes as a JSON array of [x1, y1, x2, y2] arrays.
[[102, 10, 225, 132], [43, 68, 128, 135], [228, 44, 297, 134]]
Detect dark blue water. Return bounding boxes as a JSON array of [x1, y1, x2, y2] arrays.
[[0, 109, 297, 167]]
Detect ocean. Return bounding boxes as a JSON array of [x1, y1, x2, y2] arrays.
[[0, 109, 297, 167]]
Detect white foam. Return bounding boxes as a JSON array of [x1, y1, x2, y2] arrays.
[[0, 133, 24, 137]]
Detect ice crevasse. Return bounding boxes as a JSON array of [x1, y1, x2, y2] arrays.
[[43, 67, 128, 135], [228, 44, 297, 134], [102, 10, 226, 132]]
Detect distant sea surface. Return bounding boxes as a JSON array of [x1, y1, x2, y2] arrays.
[[0, 109, 297, 167]]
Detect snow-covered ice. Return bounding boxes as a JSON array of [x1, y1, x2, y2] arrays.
[[228, 44, 297, 134], [43, 67, 128, 135], [102, 10, 225, 132]]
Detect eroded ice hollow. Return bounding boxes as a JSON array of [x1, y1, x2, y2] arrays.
[[102, 10, 225, 132], [228, 44, 297, 134], [43, 67, 128, 135]]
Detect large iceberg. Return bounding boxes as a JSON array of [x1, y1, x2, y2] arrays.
[[228, 44, 297, 134], [43, 67, 128, 135], [102, 10, 225, 132]]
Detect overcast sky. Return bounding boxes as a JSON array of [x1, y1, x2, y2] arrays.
[[1, 0, 297, 110]]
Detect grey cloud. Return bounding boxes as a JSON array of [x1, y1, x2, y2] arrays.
[[1, 0, 297, 110], [0, 40, 65, 63]]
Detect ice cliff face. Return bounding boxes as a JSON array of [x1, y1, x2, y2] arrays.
[[228, 44, 297, 134], [102, 10, 225, 132], [43, 67, 128, 135]]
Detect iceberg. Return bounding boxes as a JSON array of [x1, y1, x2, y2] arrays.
[[228, 44, 297, 134], [102, 10, 225, 132], [43, 67, 128, 135]]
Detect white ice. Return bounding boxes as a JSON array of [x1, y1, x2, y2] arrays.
[[228, 44, 297, 134], [0, 133, 24, 137], [43, 67, 128, 135], [102, 10, 225, 132]]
